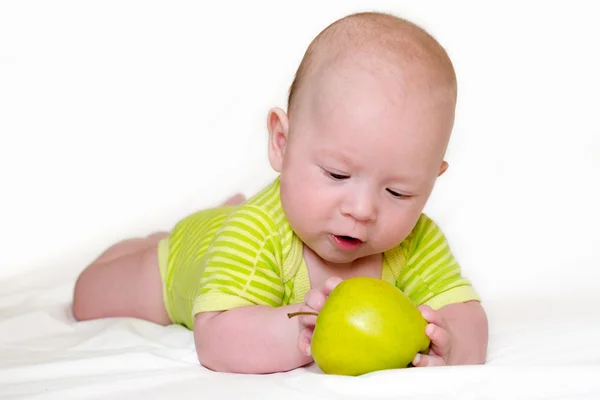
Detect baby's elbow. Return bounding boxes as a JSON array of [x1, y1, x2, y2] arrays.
[[193, 311, 231, 372], [194, 335, 216, 371], [195, 339, 229, 373], [196, 348, 226, 372], [466, 301, 489, 364]]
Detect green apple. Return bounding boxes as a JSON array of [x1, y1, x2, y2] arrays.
[[290, 276, 430, 376]]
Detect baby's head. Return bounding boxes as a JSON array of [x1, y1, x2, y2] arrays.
[[267, 12, 457, 264]]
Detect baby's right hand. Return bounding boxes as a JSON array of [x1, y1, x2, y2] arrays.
[[296, 276, 343, 357]]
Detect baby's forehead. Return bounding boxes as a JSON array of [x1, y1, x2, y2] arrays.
[[288, 12, 457, 115], [320, 27, 453, 89]]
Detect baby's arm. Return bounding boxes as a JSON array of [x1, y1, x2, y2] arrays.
[[398, 215, 489, 366], [194, 276, 343, 373], [412, 300, 488, 367], [194, 304, 313, 374], [186, 204, 315, 373]]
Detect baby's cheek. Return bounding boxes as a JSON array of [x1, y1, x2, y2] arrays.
[[293, 191, 329, 227], [377, 223, 411, 250], [381, 209, 421, 244]]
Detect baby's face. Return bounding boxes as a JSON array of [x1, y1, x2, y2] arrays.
[[278, 64, 455, 265]]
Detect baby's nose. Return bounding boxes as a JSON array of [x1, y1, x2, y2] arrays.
[[342, 191, 377, 222]]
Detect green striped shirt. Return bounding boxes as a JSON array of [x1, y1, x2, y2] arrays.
[[162, 177, 479, 329]]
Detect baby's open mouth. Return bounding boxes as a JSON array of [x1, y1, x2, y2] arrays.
[[337, 235, 362, 243], [331, 234, 364, 250]]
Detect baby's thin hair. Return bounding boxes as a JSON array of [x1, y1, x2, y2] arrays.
[[287, 11, 457, 116]]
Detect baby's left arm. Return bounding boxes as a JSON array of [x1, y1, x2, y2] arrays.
[[412, 300, 488, 367]]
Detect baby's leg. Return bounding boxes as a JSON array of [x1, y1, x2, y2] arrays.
[[72, 232, 171, 325], [71, 193, 246, 325], [91, 231, 169, 265]]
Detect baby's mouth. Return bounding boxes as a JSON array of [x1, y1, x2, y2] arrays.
[[331, 234, 364, 250], [337, 235, 362, 244]]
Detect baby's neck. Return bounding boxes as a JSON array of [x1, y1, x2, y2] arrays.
[[302, 245, 382, 288]]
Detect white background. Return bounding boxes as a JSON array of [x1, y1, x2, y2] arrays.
[[1, 0, 599, 307]]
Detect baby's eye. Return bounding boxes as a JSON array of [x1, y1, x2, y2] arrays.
[[325, 170, 350, 180], [386, 188, 405, 198]]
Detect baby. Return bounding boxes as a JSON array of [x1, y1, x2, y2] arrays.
[[72, 11, 488, 373]]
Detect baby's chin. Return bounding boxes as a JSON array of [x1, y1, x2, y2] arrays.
[[311, 244, 378, 265]]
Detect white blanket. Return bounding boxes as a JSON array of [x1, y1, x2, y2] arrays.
[[2, 1, 600, 399], [2, 263, 600, 399]]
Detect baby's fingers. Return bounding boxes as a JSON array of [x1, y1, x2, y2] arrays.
[[323, 276, 343, 296], [304, 277, 343, 313], [412, 352, 445, 367], [426, 323, 451, 356], [305, 289, 327, 312], [297, 309, 318, 328], [298, 326, 314, 357], [418, 305, 447, 329]]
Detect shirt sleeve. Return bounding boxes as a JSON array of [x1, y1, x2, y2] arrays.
[[396, 214, 481, 310], [191, 204, 285, 315]]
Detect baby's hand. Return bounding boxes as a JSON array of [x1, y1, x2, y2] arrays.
[[412, 305, 454, 367], [295, 276, 343, 357]]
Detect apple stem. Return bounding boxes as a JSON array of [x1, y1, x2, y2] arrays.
[[287, 311, 318, 319]]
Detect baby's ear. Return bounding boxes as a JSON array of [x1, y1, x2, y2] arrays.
[[438, 161, 449, 177], [267, 107, 289, 172]]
